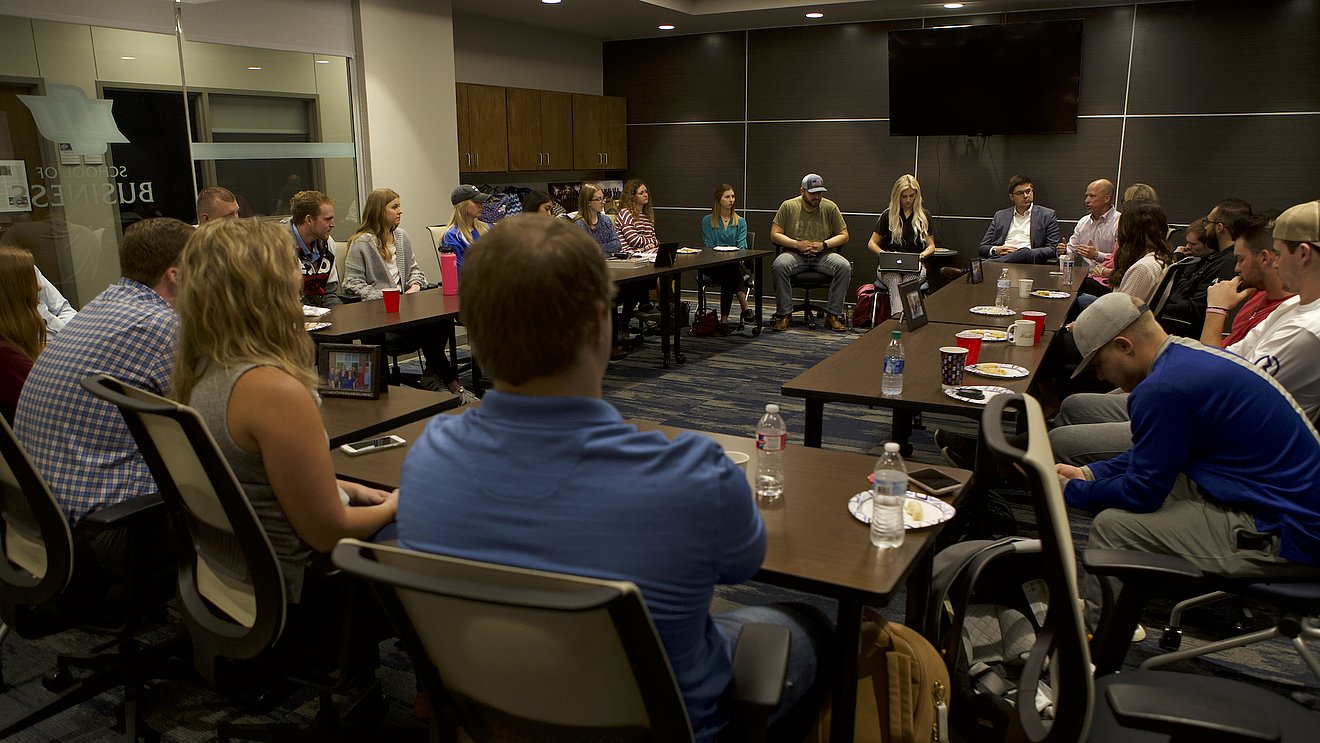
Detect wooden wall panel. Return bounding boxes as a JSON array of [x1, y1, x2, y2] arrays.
[[604, 32, 745, 124]]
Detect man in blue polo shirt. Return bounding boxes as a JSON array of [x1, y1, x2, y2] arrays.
[[398, 214, 829, 742], [1057, 292, 1320, 626]]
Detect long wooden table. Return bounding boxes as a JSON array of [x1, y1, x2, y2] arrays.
[[782, 317, 1057, 449], [310, 289, 460, 342], [924, 262, 1083, 329], [332, 415, 970, 743], [319, 385, 457, 448]]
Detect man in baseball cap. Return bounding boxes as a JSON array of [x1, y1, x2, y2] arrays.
[[1058, 290, 1320, 628], [768, 173, 852, 332]]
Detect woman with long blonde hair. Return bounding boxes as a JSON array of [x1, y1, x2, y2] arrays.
[[867, 174, 936, 317], [439, 184, 491, 276], [173, 219, 397, 611], [700, 183, 753, 331], [0, 245, 44, 423]]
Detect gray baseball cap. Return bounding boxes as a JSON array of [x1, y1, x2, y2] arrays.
[[801, 173, 828, 193], [451, 184, 491, 205], [1071, 292, 1148, 378]]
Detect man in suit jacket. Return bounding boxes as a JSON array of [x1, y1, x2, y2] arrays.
[[978, 174, 1061, 264]]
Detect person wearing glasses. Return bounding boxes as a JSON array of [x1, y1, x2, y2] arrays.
[[1151, 198, 1251, 338], [977, 175, 1061, 264]]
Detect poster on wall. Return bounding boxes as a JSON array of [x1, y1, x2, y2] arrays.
[[597, 179, 623, 214], [548, 181, 582, 215], [0, 160, 32, 213]]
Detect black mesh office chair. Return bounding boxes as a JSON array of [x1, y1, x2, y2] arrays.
[[775, 242, 849, 330], [332, 538, 792, 742], [0, 415, 170, 740]]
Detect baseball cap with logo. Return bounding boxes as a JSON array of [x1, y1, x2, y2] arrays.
[[801, 174, 828, 193], [1273, 200, 1320, 243], [1070, 292, 1149, 378], [451, 184, 491, 205]]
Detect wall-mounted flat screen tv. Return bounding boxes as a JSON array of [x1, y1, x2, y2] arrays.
[[888, 20, 1082, 136]]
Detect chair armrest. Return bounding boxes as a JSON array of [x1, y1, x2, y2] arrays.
[[1082, 548, 1203, 582], [1105, 683, 1280, 743], [79, 493, 164, 533], [730, 623, 790, 708]]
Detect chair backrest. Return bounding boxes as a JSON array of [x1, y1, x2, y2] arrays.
[[80, 374, 286, 678], [426, 225, 446, 252], [981, 393, 1094, 743], [0, 416, 74, 616], [332, 539, 694, 742], [329, 237, 347, 284]]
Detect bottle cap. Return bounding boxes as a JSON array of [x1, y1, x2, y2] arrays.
[[891, 329, 902, 339], [765, 403, 779, 414], [884, 442, 901, 453]]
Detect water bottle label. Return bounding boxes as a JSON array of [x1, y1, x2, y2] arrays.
[[883, 357, 904, 375], [756, 433, 786, 452]]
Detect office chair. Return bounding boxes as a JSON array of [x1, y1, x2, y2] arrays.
[[81, 374, 409, 743], [0, 415, 170, 740], [970, 393, 1320, 742], [696, 232, 757, 330], [332, 538, 792, 743], [775, 243, 849, 330]]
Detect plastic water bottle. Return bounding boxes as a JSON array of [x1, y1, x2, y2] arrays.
[[882, 330, 904, 397], [995, 267, 1011, 308], [871, 442, 907, 549], [1060, 253, 1075, 287], [755, 404, 786, 500]]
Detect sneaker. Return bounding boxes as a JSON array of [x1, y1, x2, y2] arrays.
[[941, 266, 969, 280], [741, 308, 757, 323], [772, 315, 791, 332], [827, 314, 847, 333], [610, 345, 630, 361], [1132, 624, 1146, 643], [455, 387, 479, 406]]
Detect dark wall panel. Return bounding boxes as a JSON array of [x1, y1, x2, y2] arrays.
[[1128, 0, 1320, 114], [1016, 5, 1134, 115], [914, 118, 1123, 222], [604, 33, 746, 124], [744, 121, 916, 218], [746, 20, 917, 121], [1121, 116, 1320, 223], [624, 123, 745, 214]]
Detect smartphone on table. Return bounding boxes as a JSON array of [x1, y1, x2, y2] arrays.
[[339, 435, 406, 456], [907, 467, 962, 496]]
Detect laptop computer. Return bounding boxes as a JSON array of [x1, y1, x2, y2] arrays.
[[876, 252, 923, 273], [653, 242, 681, 267]]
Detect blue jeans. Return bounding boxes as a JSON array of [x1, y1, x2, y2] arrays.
[[712, 602, 832, 742]]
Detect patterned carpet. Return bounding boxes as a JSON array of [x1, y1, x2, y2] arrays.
[[2, 317, 1315, 741]]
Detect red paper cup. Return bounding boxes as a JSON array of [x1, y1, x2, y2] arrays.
[[381, 288, 401, 313], [954, 331, 982, 365], [1022, 310, 1046, 342]]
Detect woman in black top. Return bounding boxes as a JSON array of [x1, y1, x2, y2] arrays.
[[867, 174, 937, 318]]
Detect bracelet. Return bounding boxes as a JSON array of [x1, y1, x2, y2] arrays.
[[1206, 307, 1228, 317]]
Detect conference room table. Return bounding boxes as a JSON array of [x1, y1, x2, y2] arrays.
[[330, 415, 970, 743], [782, 317, 1057, 449], [924, 261, 1084, 329], [319, 385, 457, 448]]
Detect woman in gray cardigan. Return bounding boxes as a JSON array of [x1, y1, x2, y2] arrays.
[[344, 188, 476, 404]]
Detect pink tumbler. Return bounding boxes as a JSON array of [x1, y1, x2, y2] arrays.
[[440, 251, 459, 296]]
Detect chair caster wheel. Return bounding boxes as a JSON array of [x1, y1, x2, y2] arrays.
[[42, 669, 74, 693], [1159, 626, 1183, 652]]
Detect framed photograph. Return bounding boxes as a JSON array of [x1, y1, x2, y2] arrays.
[[317, 343, 383, 399], [968, 259, 985, 284], [898, 278, 928, 332]]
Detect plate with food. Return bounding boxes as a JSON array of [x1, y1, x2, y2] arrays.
[[959, 328, 1010, 342], [304, 321, 331, 331], [969, 305, 1016, 316], [965, 363, 1029, 379], [713, 246, 741, 252], [1031, 289, 1071, 299], [847, 492, 957, 529], [942, 385, 1014, 405], [676, 247, 703, 254]]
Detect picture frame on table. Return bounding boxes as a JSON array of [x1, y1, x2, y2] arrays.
[[898, 278, 928, 332], [968, 259, 985, 284], [317, 343, 384, 399]]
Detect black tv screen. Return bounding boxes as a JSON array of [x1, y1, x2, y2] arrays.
[[888, 20, 1082, 136]]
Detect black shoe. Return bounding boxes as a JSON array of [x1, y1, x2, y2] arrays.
[[934, 429, 977, 469], [741, 308, 757, 323], [941, 266, 968, 280]]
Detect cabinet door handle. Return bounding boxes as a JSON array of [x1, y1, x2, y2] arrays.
[[544, 152, 550, 167], [603, 152, 609, 166], [463, 153, 470, 168], [474, 152, 479, 167]]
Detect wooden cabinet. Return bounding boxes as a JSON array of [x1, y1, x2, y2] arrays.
[[456, 83, 508, 173], [572, 94, 627, 170], [506, 88, 573, 171]]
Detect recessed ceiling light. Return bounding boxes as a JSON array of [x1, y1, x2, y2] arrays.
[[247, 66, 262, 71], [315, 59, 330, 64], [658, 24, 675, 30], [541, 0, 561, 4], [806, 12, 824, 19], [944, 2, 966, 8], [120, 56, 136, 60]]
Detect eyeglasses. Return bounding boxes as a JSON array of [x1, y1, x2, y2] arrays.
[[1012, 188, 1034, 197], [590, 196, 605, 203]]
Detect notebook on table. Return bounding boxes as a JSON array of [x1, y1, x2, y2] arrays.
[[876, 252, 923, 273]]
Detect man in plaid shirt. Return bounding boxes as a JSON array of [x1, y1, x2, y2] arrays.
[[16, 218, 193, 527]]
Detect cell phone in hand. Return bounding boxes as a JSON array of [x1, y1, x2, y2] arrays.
[[339, 434, 406, 456], [907, 467, 962, 496]]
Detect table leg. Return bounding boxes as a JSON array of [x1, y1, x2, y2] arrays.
[[893, 410, 915, 457], [753, 254, 764, 336], [659, 276, 672, 368], [804, 401, 823, 448], [904, 547, 935, 628], [673, 276, 686, 364], [830, 597, 863, 743]]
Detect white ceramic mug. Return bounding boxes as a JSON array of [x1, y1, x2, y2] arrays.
[[1011, 320, 1035, 346]]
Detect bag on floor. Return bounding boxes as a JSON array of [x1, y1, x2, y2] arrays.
[[691, 307, 718, 336], [853, 284, 890, 328]]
